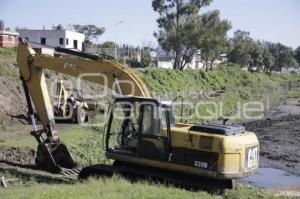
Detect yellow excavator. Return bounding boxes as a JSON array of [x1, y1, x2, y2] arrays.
[[54, 80, 100, 124], [17, 38, 259, 187]]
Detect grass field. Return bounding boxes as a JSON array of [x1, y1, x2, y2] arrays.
[[1, 126, 90, 148], [0, 177, 292, 199], [0, 126, 107, 166]]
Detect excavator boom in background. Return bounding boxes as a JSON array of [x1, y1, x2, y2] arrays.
[[16, 38, 259, 187]]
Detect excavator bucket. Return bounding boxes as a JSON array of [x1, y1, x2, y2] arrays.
[[21, 75, 79, 174], [30, 129, 79, 173], [35, 141, 78, 173]]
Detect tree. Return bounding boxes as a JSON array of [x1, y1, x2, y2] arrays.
[[290, 58, 300, 68], [268, 43, 299, 71], [140, 48, 152, 67], [228, 30, 254, 68], [152, 0, 212, 70], [197, 10, 231, 71], [261, 43, 275, 74], [100, 41, 117, 48], [73, 24, 105, 45], [295, 46, 300, 66], [249, 41, 264, 69], [94, 41, 117, 57]]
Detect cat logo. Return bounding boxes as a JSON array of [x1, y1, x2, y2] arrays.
[[246, 147, 258, 169]]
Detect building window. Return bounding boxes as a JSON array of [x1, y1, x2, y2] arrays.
[[40, 37, 46, 45], [66, 38, 69, 45], [73, 40, 78, 49], [59, 38, 64, 45], [8, 35, 12, 41]]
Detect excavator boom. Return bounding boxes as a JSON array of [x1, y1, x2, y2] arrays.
[[17, 38, 150, 172]]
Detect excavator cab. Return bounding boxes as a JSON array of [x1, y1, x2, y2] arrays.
[[105, 97, 174, 162]]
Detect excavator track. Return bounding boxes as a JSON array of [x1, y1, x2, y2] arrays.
[[78, 161, 233, 191], [60, 168, 82, 176]]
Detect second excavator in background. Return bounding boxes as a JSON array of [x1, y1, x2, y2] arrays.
[[54, 80, 101, 124]]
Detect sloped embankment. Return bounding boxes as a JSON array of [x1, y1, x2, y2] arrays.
[[141, 66, 300, 123]]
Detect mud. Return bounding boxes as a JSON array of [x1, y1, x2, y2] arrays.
[[0, 145, 36, 166], [244, 99, 300, 175]]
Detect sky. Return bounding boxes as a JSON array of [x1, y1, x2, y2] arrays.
[[1, 0, 300, 48]]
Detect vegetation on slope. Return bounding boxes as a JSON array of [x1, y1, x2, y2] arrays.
[[0, 47, 17, 57], [142, 64, 299, 95], [141, 65, 300, 123], [0, 47, 19, 78]]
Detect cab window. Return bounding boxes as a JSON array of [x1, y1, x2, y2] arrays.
[[160, 106, 168, 129], [141, 104, 160, 136]]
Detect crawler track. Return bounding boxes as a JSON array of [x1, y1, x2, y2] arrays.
[[60, 167, 81, 176], [78, 161, 233, 191]]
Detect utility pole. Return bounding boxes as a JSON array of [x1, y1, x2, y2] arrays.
[[115, 21, 124, 60]]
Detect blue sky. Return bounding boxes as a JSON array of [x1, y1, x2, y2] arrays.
[[1, 0, 299, 48]]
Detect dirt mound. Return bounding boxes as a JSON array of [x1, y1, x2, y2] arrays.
[[245, 115, 300, 175], [0, 146, 36, 166], [0, 74, 106, 128], [0, 77, 26, 116]]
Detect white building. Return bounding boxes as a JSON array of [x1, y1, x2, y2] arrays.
[[17, 27, 85, 51], [155, 52, 204, 69], [155, 57, 175, 69], [281, 67, 300, 74], [154, 48, 228, 69], [185, 50, 204, 69]]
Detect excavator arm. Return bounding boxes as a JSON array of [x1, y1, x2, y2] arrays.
[[16, 38, 150, 172]]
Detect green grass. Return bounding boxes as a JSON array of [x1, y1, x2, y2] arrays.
[[0, 177, 212, 199], [141, 65, 278, 95], [0, 47, 18, 78], [1, 126, 89, 148], [0, 178, 293, 199], [141, 65, 300, 98], [283, 88, 300, 98], [0, 60, 19, 77], [0, 126, 107, 167], [67, 126, 109, 166], [0, 47, 16, 57]]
